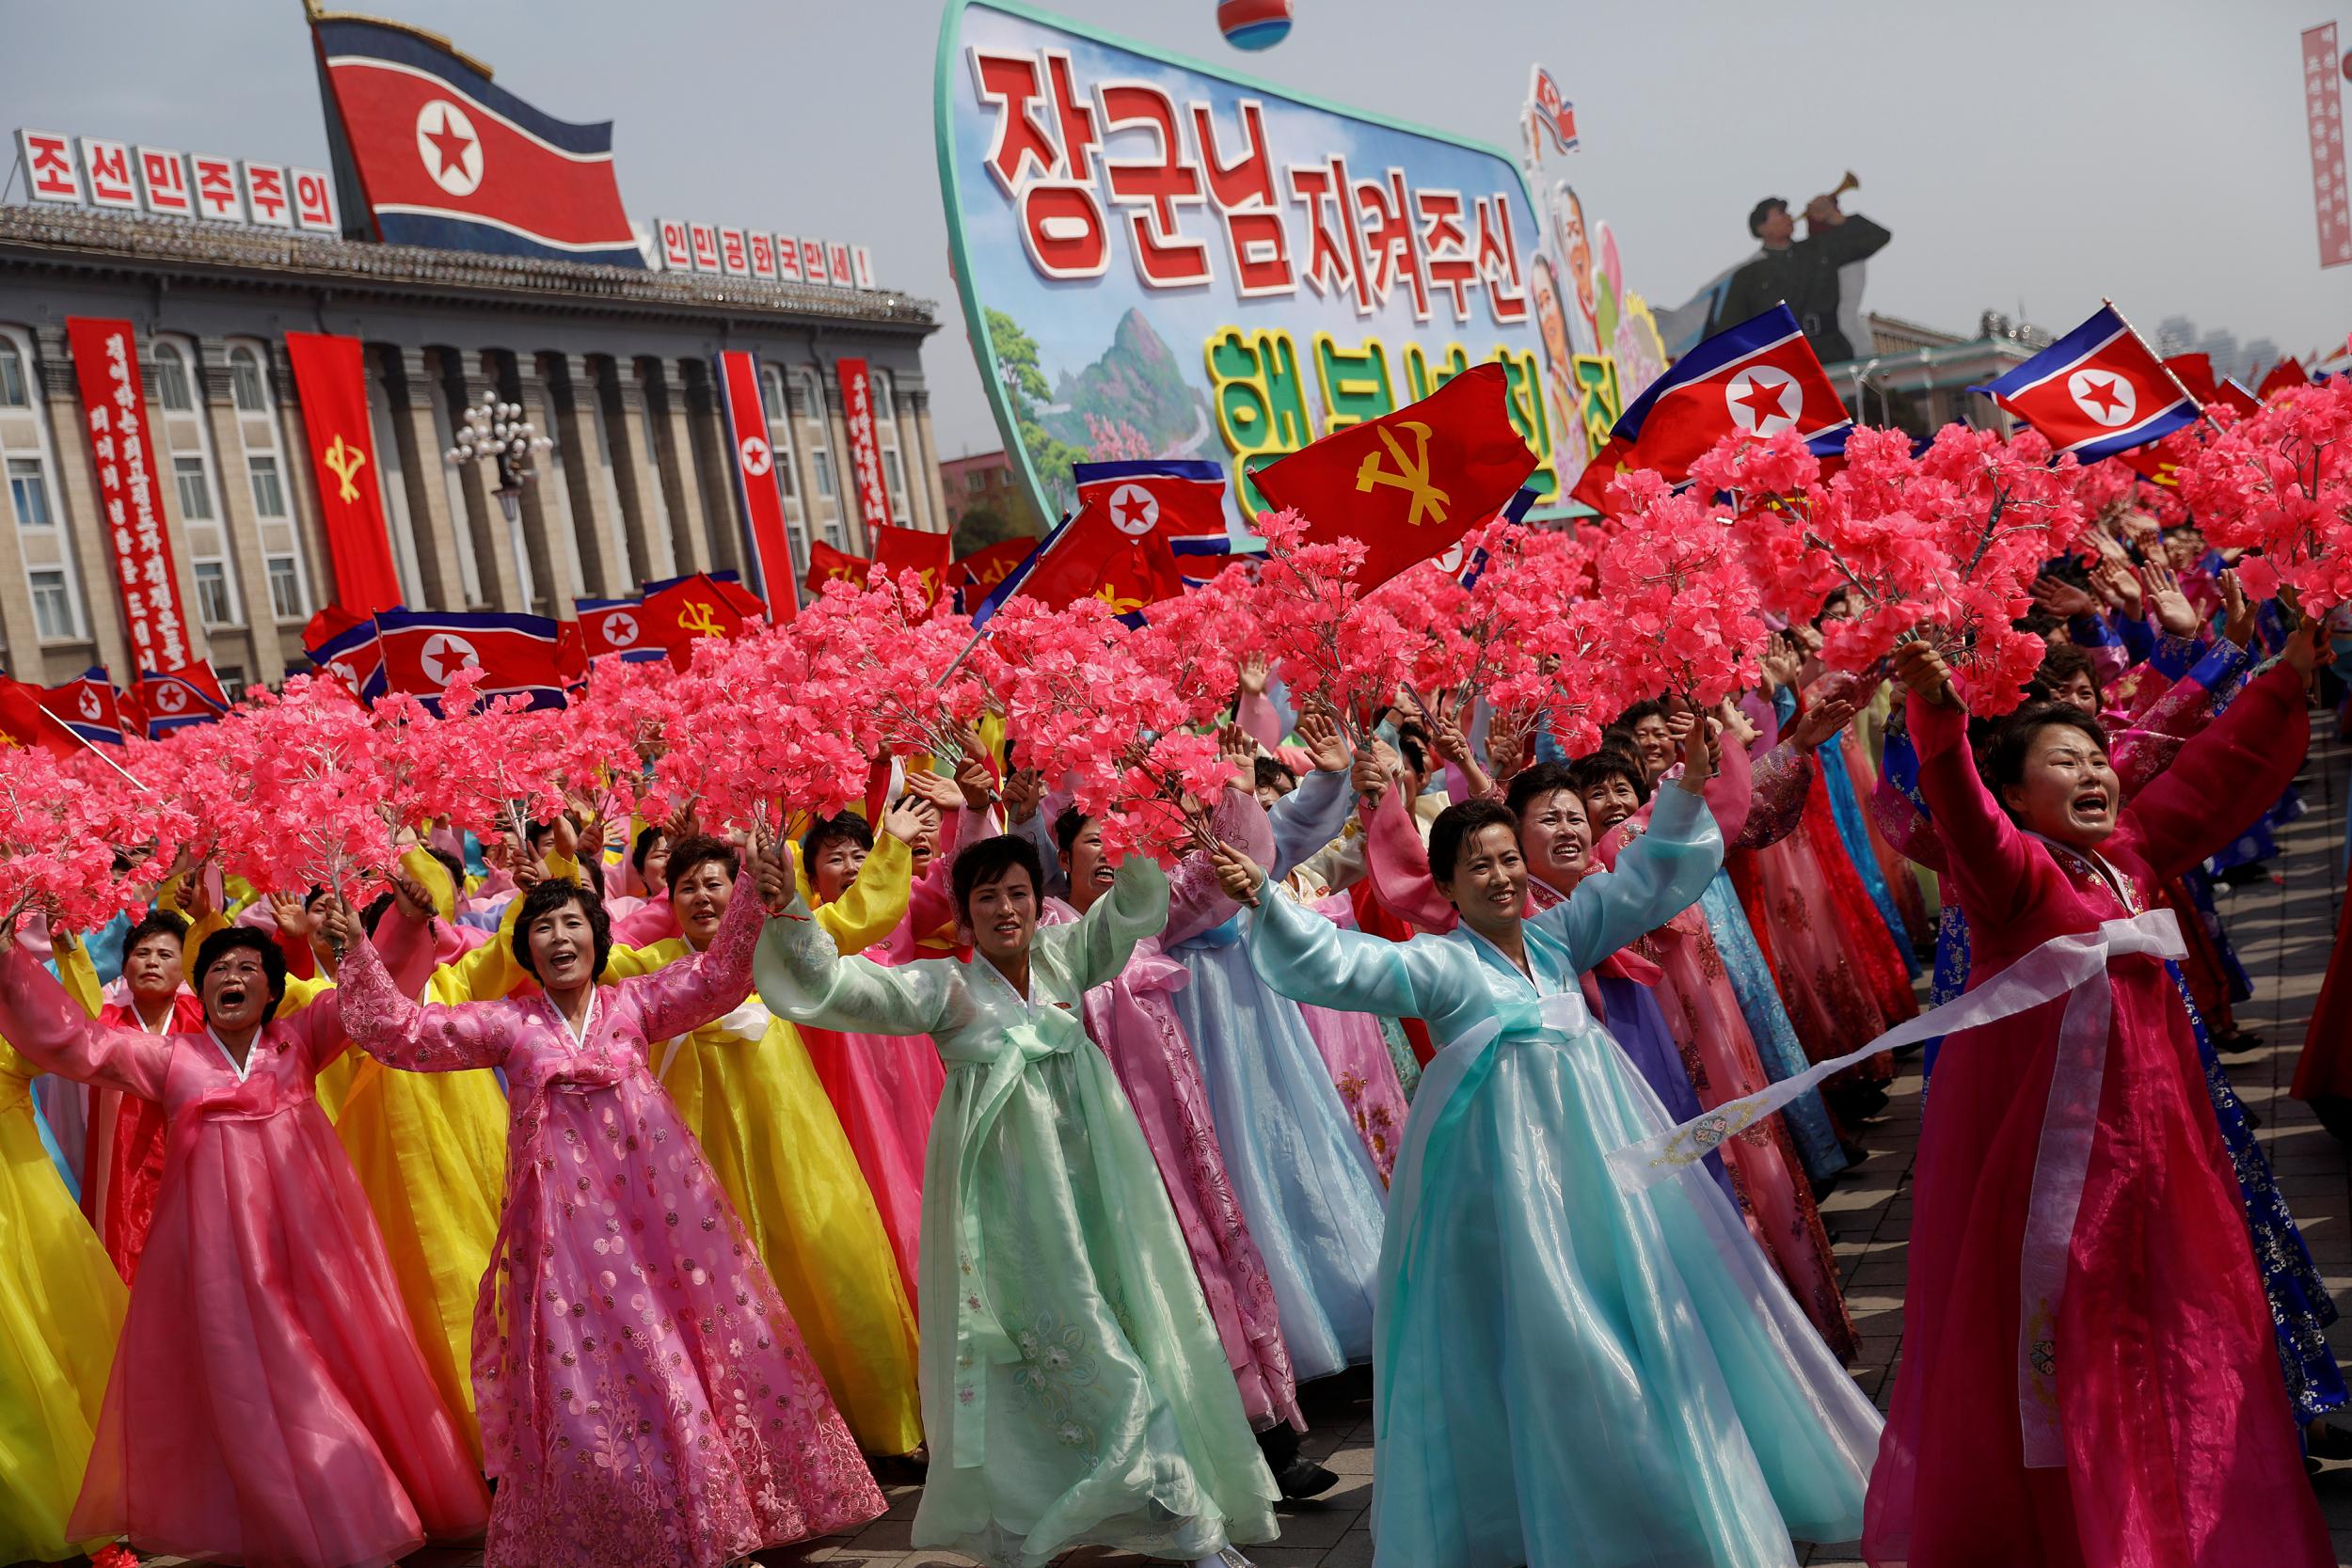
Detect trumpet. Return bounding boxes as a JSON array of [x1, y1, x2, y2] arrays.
[[1830, 170, 1860, 199]]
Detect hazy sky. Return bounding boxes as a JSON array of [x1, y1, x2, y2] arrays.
[[5, 0, 2346, 457]]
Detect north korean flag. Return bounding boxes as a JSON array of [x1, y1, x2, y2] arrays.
[[1254, 366, 1538, 590], [136, 660, 231, 737], [575, 596, 663, 665], [1570, 305, 1851, 512], [308, 615, 388, 703], [40, 668, 126, 746], [311, 16, 644, 266], [375, 609, 566, 713], [1971, 304, 2199, 461]]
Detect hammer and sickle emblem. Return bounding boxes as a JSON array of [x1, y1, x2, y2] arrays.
[[323, 435, 368, 505], [1353, 420, 1450, 527], [675, 599, 725, 638]]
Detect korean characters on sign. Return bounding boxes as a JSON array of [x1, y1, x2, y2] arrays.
[[14, 128, 335, 232], [644, 214, 878, 289], [961, 46, 1529, 326]]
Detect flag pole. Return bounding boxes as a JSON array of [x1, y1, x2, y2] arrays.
[[72, 724, 150, 793], [2104, 296, 2228, 437]]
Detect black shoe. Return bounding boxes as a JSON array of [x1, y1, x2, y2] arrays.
[[2213, 1030, 2264, 1056], [2307, 1421, 2352, 1461], [868, 1448, 929, 1484], [1276, 1458, 1341, 1499]]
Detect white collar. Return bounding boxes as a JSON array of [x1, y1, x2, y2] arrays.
[[206, 1026, 259, 1082], [548, 987, 601, 1047]]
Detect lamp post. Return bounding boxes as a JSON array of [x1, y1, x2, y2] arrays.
[[444, 389, 552, 610]]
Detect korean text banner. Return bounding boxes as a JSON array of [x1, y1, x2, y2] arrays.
[[935, 0, 1563, 536], [65, 317, 193, 671]]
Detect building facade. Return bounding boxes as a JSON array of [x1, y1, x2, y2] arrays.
[[0, 203, 948, 689], [938, 449, 1046, 543]]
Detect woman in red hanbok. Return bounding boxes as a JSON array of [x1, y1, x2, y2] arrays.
[[0, 924, 489, 1568], [1867, 632, 2331, 1568]]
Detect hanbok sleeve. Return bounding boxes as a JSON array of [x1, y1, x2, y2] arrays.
[[436, 894, 532, 1002], [624, 873, 766, 1044], [1735, 742, 1814, 851], [275, 982, 353, 1075], [1530, 784, 1723, 970], [0, 944, 169, 1098], [1359, 785, 1457, 933], [755, 893, 955, 1037], [813, 831, 913, 956], [1046, 855, 1169, 991], [1246, 879, 1425, 1020], [1909, 689, 2055, 928], [2122, 661, 2311, 882], [1165, 788, 1270, 947], [1267, 767, 1352, 879], [337, 930, 514, 1073]]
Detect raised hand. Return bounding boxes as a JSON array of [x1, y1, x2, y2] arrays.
[[1677, 715, 1720, 793], [389, 869, 438, 922], [2030, 575, 2098, 621], [2088, 555, 2142, 617], [2140, 560, 2199, 638], [1787, 694, 1858, 752], [1350, 744, 1390, 808], [882, 795, 940, 846], [1893, 636, 1958, 708], [316, 894, 358, 959], [267, 889, 321, 942], [754, 833, 795, 914], [1001, 767, 1044, 827], [949, 725, 997, 812], [1295, 706, 1349, 773], [1236, 652, 1270, 698], [2219, 569, 2257, 648], [901, 766, 966, 813], [1208, 838, 1265, 906], [2281, 616, 2335, 677]]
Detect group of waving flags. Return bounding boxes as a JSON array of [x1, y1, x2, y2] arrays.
[[6, 291, 2312, 763]]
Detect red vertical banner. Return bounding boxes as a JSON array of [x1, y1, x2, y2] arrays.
[[282, 331, 403, 615], [65, 317, 194, 673], [712, 350, 799, 623], [2305, 24, 2351, 268], [834, 356, 896, 531]]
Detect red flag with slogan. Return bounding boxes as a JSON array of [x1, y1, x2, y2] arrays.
[[872, 524, 953, 605], [643, 574, 748, 671], [282, 332, 403, 616], [1253, 364, 1538, 590], [0, 675, 83, 759], [375, 609, 565, 711], [804, 541, 871, 598]]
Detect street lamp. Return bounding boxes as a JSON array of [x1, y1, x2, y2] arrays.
[[444, 389, 552, 610]]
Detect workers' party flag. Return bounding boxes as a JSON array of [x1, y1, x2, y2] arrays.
[[1971, 304, 2199, 460], [1253, 365, 1537, 590], [1571, 305, 1851, 511]]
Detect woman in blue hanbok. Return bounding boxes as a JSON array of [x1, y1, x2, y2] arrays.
[[1167, 716, 1388, 1382], [1217, 728, 1879, 1568]]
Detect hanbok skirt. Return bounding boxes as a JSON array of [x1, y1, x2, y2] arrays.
[[799, 1021, 945, 1304], [1168, 931, 1386, 1381], [1375, 1014, 1880, 1567]]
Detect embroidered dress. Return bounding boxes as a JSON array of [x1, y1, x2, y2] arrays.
[[1248, 786, 1880, 1568], [338, 879, 882, 1568], [0, 949, 490, 1568], [1865, 671, 2329, 1568], [0, 1035, 126, 1565], [756, 855, 1279, 1566]]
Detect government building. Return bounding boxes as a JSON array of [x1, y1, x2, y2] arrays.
[[0, 182, 947, 692]]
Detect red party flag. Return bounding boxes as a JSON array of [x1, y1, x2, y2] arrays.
[[0, 674, 84, 758], [2257, 357, 2310, 398], [803, 541, 872, 598], [872, 523, 953, 606], [642, 573, 749, 671]]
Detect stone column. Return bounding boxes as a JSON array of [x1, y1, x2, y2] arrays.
[[268, 347, 336, 673], [603, 358, 666, 586], [16, 337, 119, 678], [540, 353, 628, 600], [441, 355, 527, 612], [512, 356, 580, 615], [679, 358, 742, 578], [644, 361, 712, 578], [188, 340, 300, 685], [377, 346, 469, 610]]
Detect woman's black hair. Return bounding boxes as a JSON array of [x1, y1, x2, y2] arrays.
[[662, 832, 739, 896], [1393, 721, 1432, 780], [1504, 761, 1583, 819], [1253, 755, 1295, 795], [123, 908, 188, 958], [1429, 799, 1519, 887], [1052, 804, 1091, 856], [509, 879, 613, 983], [1981, 702, 2110, 815], [362, 891, 396, 937], [951, 833, 1043, 921], [1567, 747, 1652, 806], [1614, 698, 1672, 735], [2027, 642, 2102, 710], [800, 813, 875, 870], [630, 824, 670, 876], [190, 927, 288, 1019]]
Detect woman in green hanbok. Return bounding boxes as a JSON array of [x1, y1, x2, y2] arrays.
[[753, 832, 1277, 1568]]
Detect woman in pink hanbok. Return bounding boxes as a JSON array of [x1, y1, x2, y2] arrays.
[[332, 869, 884, 1568], [0, 924, 489, 1568]]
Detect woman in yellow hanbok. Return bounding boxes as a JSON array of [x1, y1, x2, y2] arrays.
[[185, 851, 507, 1460], [412, 827, 924, 1459], [0, 935, 129, 1564]]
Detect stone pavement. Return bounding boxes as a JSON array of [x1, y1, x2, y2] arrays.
[[140, 727, 2352, 1568]]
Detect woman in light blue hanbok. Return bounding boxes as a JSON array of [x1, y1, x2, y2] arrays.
[[1217, 736, 1880, 1568], [1167, 721, 1388, 1382]]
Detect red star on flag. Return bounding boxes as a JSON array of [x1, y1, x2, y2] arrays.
[[1733, 376, 1792, 424], [2077, 375, 2127, 419], [421, 107, 474, 181]]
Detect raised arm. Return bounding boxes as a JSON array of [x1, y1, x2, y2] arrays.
[[336, 931, 515, 1074], [1905, 689, 2051, 929], [1268, 766, 1351, 878], [1359, 784, 1457, 934], [1165, 787, 1273, 947], [1048, 854, 1170, 992], [2124, 659, 2312, 882], [627, 871, 766, 1044], [1530, 784, 1723, 971], [0, 943, 169, 1098], [1245, 877, 1423, 1021], [755, 893, 954, 1038], [1734, 742, 1814, 851], [810, 832, 913, 956]]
